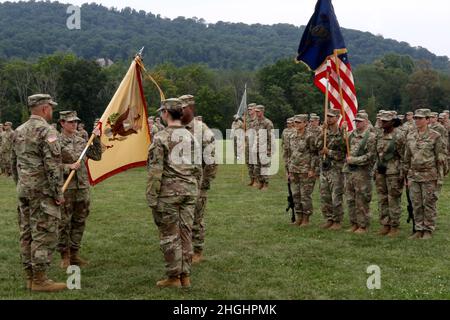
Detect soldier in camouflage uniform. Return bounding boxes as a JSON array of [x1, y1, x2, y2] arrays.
[[179, 95, 218, 264], [11, 94, 66, 292], [77, 122, 89, 142], [286, 115, 318, 227], [148, 116, 159, 141], [58, 111, 102, 268], [1, 121, 14, 176], [0, 123, 3, 175], [231, 115, 244, 161], [343, 113, 376, 234], [402, 111, 415, 134], [281, 117, 295, 171], [374, 111, 406, 237], [252, 105, 274, 191], [147, 98, 202, 288], [245, 104, 257, 186], [404, 109, 448, 239], [316, 109, 347, 230], [155, 117, 165, 131], [429, 112, 448, 150]]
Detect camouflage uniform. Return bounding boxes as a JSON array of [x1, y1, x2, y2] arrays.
[[281, 119, 294, 171], [58, 111, 102, 256], [0, 124, 4, 174], [11, 95, 63, 275], [245, 104, 257, 182], [316, 110, 347, 225], [286, 115, 318, 222], [77, 128, 89, 142], [181, 95, 218, 255], [404, 110, 448, 234], [1, 123, 14, 176], [252, 105, 274, 186], [231, 118, 243, 160], [375, 112, 406, 229], [147, 99, 201, 279], [344, 115, 377, 229]]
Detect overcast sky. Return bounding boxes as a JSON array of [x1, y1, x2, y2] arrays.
[[4, 0, 450, 57]]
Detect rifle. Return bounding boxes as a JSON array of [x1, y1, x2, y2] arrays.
[[286, 177, 295, 223], [405, 183, 416, 233]]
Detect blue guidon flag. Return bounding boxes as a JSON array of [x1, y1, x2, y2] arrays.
[[296, 0, 358, 131]]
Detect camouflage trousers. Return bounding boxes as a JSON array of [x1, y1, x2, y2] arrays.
[[1, 158, 11, 176], [320, 167, 344, 223], [345, 169, 373, 228], [410, 180, 438, 232], [253, 153, 271, 184], [193, 190, 209, 253], [291, 173, 315, 220], [58, 188, 90, 253], [18, 195, 61, 272], [152, 195, 196, 277], [375, 173, 403, 227]]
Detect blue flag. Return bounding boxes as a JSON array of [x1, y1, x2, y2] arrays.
[[296, 0, 348, 71]]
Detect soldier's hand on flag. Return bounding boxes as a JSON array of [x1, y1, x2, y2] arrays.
[[93, 127, 101, 136], [69, 162, 81, 170], [320, 147, 329, 156], [346, 156, 353, 164], [341, 121, 348, 130], [308, 170, 315, 179], [55, 198, 65, 206]]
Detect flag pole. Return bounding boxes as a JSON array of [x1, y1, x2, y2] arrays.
[[323, 60, 330, 159], [135, 56, 166, 101], [333, 51, 350, 156]]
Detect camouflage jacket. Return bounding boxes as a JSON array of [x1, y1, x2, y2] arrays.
[[429, 123, 448, 149], [77, 129, 89, 142], [287, 129, 318, 174], [343, 128, 377, 173], [281, 128, 294, 166], [185, 118, 218, 191], [146, 125, 202, 207], [60, 133, 102, 190], [11, 115, 63, 201], [317, 126, 347, 170], [0, 129, 14, 154], [253, 117, 274, 155], [404, 128, 447, 183], [375, 128, 406, 176]]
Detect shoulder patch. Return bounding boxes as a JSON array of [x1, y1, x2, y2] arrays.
[[47, 135, 58, 143]]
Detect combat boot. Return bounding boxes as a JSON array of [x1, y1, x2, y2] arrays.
[[346, 224, 359, 233], [247, 179, 255, 186], [299, 215, 310, 228], [408, 231, 423, 240], [192, 251, 203, 264], [60, 250, 70, 269], [387, 227, 400, 238], [329, 222, 342, 231], [25, 268, 33, 290], [321, 220, 334, 229], [156, 277, 181, 288], [378, 225, 391, 236], [259, 182, 268, 191], [354, 227, 368, 234], [31, 271, 66, 292], [292, 214, 303, 226], [180, 274, 191, 288], [421, 231, 432, 240], [253, 181, 261, 189], [70, 249, 88, 267]]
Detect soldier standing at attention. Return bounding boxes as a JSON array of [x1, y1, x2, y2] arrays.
[[1, 121, 14, 177], [282, 117, 295, 172], [179, 94, 218, 264], [404, 109, 447, 240], [155, 117, 165, 131], [286, 115, 318, 227], [58, 111, 102, 268], [343, 113, 376, 234], [316, 109, 347, 230], [375, 111, 406, 237], [147, 98, 201, 288], [11, 94, 66, 292], [231, 115, 244, 161], [252, 105, 274, 191], [0, 123, 4, 175], [245, 104, 257, 186]]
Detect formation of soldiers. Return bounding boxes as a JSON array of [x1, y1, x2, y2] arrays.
[[0, 121, 14, 176], [281, 108, 449, 239]]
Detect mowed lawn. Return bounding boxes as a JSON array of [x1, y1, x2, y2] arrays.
[[1, 141, 450, 300]]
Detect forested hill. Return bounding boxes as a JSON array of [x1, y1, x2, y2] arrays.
[[0, 1, 449, 72]]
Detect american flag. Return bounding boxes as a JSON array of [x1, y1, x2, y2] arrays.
[[314, 55, 358, 132]]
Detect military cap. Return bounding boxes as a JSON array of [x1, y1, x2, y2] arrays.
[[179, 94, 195, 107], [355, 113, 368, 122], [380, 111, 395, 121], [59, 111, 80, 122], [391, 110, 398, 115], [430, 112, 439, 118], [379, 110, 386, 114], [157, 98, 183, 112], [286, 117, 294, 124], [247, 103, 257, 109], [310, 115, 320, 120], [309, 113, 318, 117], [398, 115, 405, 120], [196, 116, 203, 121], [414, 109, 431, 118], [0, 123, 3, 127], [327, 109, 341, 117], [254, 105, 265, 112], [443, 110, 450, 114], [294, 114, 308, 122], [358, 109, 366, 114], [148, 116, 155, 120], [439, 113, 446, 119], [28, 94, 58, 108], [406, 111, 414, 116], [4, 121, 12, 126]]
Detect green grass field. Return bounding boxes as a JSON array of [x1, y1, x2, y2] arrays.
[[1, 142, 450, 300]]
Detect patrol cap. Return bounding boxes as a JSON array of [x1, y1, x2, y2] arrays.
[[327, 109, 341, 117], [380, 111, 395, 121], [294, 114, 308, 122], [443, 110, 450, 114], [178, 94, 195, 108], [439, 113, 446, 119], [414, 109, 431, 118], [254, 105, 265, 112], [355, 113, 368, 122], [398, 115, 405, 120], [148, 116, 155, 120], [406, 111, 414, 116], [430, 112, 439, 118], [196, 116, 203, 121], [59, 111, 81, 122], [247, 103, 257, 110], [28, 94, 58, 108], [157, 98, 183, 112], [379, 110, 386, 114], [310, 115, 320, 120], [286, 117, 294, 124]]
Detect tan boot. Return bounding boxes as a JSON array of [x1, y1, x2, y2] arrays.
[[259, 183, 268, 191], [354, 227, 368, 234], [292, 214, 303, 226], [60, 250, 70, 269], [299, 215, 310, 228], [387, 227, 400, 238], [25, 268, 33, 290], [31, 271, 66, 292], [253, 181, 261, 188], [346, 224, 359, 233], [180, 274, 191, 288], [421, 231, 432, 240], [70, 249, 88, 267], [247, 179, 255, 186], [156, 277, 181, 288], [409, 231, 423, 240], [192, 251, 203, 264], [378, 225, 391, 236], [321, 220, 334, 229], [329, 222, 342, 231]]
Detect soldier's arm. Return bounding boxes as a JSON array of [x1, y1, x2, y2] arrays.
[[11, 135, 18, 185], [86, 136, 102, 161], [146, 137, 164, 208], [42, 128, 64, 202], [308, 134, 319, 174], [200, 126, 218, 190], [403, 140, 411, 180], [435, 134, 447, 182], [350, 133, 376, 166], [327, 131, 347, 161]]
